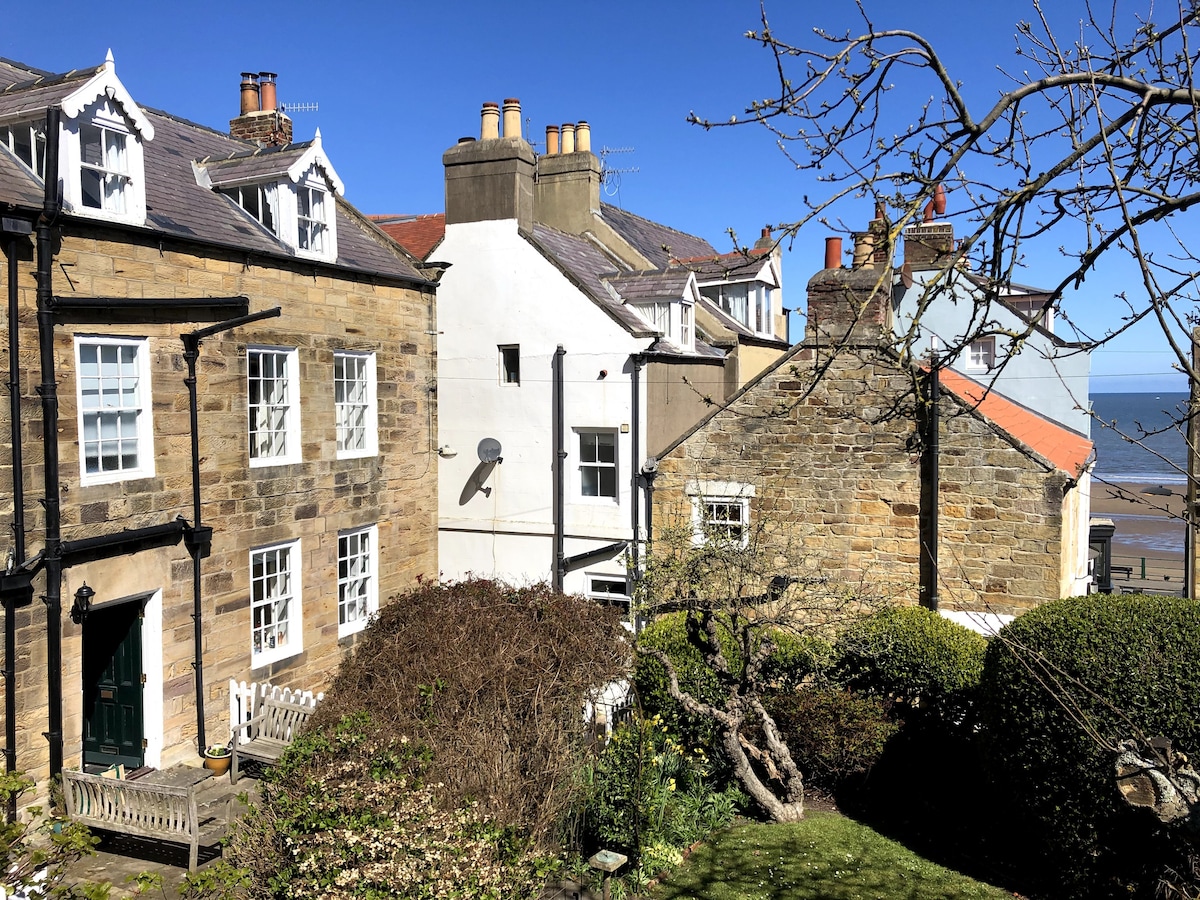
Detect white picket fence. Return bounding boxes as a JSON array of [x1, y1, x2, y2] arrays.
[[585, 678, 635, 740], [228, 679, 324, 742]]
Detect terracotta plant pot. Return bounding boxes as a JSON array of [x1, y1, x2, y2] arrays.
[[204, 751, 232, 776]]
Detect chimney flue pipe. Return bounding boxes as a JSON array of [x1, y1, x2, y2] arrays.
[[576, 120, 591, 153], [560, 122, 575, 154], [258, 72, 277, 112], [239, 73, 260, 115], [824, 237, 843, 270], [481, 102, 500, 140], [502, 98, 521, 139], [545, 124, 559, 156]]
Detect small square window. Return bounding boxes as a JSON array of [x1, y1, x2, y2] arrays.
[[967, 337, 996, 372], [588, 575, 633, 629], [500, 346, 520, 385], [579, 430, 617, 499], [250, 540, 302, 666], [338, 525, 378, 637], [688, 481, 754, 548]]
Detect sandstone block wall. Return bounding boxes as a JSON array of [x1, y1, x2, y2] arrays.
[[0, 223, 437, 781]]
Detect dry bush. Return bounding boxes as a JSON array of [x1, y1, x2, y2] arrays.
[[311, 577, 630, 848]]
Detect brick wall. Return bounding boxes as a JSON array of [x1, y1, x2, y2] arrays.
[[0, 224, 437, 780], [651, 342, 1068, 620]]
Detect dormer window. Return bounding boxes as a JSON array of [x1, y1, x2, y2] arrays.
[[221, 183, 278, 235], [79, 122, 130, 213], [1, 121, 47, 179], [297, 185, 328, 253], [632, 299, 695, 350], [701, 281, 773, 336]]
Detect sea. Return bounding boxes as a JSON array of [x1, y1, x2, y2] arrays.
[[1090, 392, 1189, 484]]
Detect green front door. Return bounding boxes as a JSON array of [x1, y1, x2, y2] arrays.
[[82, 599, 145, 769]]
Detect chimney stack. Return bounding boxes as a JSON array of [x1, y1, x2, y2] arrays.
[[443, 96, 535, 229], [230, 70, 292, 146]]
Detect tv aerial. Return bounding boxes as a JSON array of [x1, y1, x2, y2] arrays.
[[280, 101, 319, 114], [600, 146, 639, 197]]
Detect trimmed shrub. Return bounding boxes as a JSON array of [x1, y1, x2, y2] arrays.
[[835, 605, 986, 718], [978, 593, 1200, 899], [765, 687, 898, 794]]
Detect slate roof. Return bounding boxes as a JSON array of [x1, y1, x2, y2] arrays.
[[0, 57, 427, 286], [939, 367, 1093, 478], [198, 143, 314, 187], [599, 203, 716, 268], [604, 269, 692, 303], [371, 213, 445, 260], [680, 249, 771, 283]]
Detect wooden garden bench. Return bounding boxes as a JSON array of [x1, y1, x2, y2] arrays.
[[229, 692, 320, 784], [62, 770, 225, 871]]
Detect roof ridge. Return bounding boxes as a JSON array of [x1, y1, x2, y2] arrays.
[[0, 64, 103, 96]]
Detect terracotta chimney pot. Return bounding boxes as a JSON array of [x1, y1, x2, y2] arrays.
[[481, 102, 500, 140], [502, 98, 521, 139], [576, 120, 591, 153], [545, 124, 559, 156], [239, 73, 260, 115], [824, 236, 843, 270], [258, 72, 277, 113], [561, 123, 576, 154]]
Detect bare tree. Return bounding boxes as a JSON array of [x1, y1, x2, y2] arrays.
[[690, 0, 1200, 485]]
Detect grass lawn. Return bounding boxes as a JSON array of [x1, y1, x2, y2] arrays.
[[650, 811, 1016, 900]]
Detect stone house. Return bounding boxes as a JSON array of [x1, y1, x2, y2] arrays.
[[647, 240, 1094, 620], [0, 56, 438, 786], [379, 100, 789, 614]]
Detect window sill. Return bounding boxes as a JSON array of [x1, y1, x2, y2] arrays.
[[335, 448, 378, 461], [249, 455, 302, 469], [80, 467, 156, 488], [251, 644, 302, 669]]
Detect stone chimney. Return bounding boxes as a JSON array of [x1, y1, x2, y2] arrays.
[[534, 117, 602, 235], [903, 185, 953, 270], [229, 71, 293, 146], [443, 98, 535, 229], [805, 235, 894, 346]]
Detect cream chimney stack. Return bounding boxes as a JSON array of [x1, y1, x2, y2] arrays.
[[502, 98, 521, 138]]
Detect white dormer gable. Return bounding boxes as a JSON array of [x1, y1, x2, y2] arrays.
[[58, 52, 152, 226], [624, 271, 699, 352], [697, 256, 779, 338], [284, 130, 342, 195]]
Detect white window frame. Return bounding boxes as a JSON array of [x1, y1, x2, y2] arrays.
[[296, 183, 328, 254], [966, 337, 996, 373], [334, 351, 378, 458], [338, 525, 378, 637], [60, 100, 147, 225], [221, 182, 279, 235], [79, 120, 130, 214], [248, 347, 300, 467], [74, 335, 155, 485], [577, 429, 619, 501], [587, 574, 633, 631], [1, 121, 46, 180], [687, 480, 755, 548], [250, 539, 303, 667], [679, 301, 694, 348]]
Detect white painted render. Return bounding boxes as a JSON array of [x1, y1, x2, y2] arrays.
[[896, 271, 1091, 436], [434, 219, 651, 594]]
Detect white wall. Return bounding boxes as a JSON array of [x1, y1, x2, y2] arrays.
[[434, 219, 648, 589], [895, 273, 1091, 436]]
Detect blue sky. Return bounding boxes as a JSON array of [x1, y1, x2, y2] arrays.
[[3, 0, 1187, 392]]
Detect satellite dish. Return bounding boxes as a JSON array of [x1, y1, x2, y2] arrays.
[[478, 438, 503, 464]]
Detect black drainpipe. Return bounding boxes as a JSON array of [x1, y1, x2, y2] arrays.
[[3, 215, 31, 822], [552, 345, 566, 592], [919, 357, 940, 610], [630, 354, 644, 577], [181, 307, 280, 756], [35, 107, 64, 777]]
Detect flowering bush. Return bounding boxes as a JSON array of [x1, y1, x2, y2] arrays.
[[221, 713, 553, 900]]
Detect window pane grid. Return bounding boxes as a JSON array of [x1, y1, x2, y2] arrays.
[[703, 500, 746, 544], [298, 186, 327, 252], [338, 528, 376, 632], [251, 545, 295, 659], [249, 349, 293, 460], [80, 123, 129, 213], [579, 431, 617, 498], [78, 341, 143, 476], [335, 354, 370, 452]]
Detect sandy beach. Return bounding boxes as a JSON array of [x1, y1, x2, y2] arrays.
[[1091, 480, 1187, 564]]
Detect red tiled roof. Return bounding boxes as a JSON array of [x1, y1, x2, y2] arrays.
[[938, 367, 1093, 477], [371, 213, 445, 260]]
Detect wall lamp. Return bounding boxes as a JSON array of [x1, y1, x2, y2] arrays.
[[69, 582, 95, 625]]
